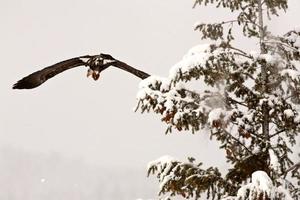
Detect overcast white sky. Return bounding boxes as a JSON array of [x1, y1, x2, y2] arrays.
[[1, 0, 299, 172]]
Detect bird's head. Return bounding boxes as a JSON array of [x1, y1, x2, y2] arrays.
[[85, 53, 116, 81], [87, 68, 100, 80]]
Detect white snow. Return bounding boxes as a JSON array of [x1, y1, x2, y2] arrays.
[[193, 21, 201, 29], [185, 44, 211, 57], [283, 109, 294, 118], [253, 146, 261, 154], [136, 75, 171, 108], [208, 108, 225, 125], [138, 76, 159, 89], [147, 155, 177, 171], [236, 171, 273, 200], [234, 171, 295, 200], [136, 89, 147, 99], [258, 54, 278, 65], [285, 27, 300, 48], [173, 112, 182, 123], [276, 186, 294, 200], [268, 149, 280, 173], [249, 51, 259, 59], [251, 171, 273, 193], [280, 69, 300, 81], [169, 44, 212, 80], [294, 115, 300, 123], [147, 155, 178, 192], [164, 99, 174, 110]]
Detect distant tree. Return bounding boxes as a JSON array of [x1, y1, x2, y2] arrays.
[[136, 0, 300, 199]]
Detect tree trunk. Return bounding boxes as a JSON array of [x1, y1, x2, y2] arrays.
[[257, 0, 270, 140]]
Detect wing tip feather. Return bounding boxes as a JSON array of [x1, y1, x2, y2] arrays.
[[12, 78, 39, 89], [12, 81, 27, 89]]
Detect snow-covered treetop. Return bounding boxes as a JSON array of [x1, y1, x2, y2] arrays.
[[232, 171, 293, 200], [137, 0, 300, 199], [136, 31, 300, 200]]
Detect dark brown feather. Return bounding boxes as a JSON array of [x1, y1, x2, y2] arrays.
[[13, 56, 91, 89], [112, 60, 150, 79]]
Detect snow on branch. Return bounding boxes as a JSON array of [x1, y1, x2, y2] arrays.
[[225, 171, 294, 200], [135, 42, 260, 133], [284, 27, 300, 50], [168, 42, 257, 86], [147, 156, 233, 200]]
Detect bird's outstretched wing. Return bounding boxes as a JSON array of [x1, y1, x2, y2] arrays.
[[12, 55, 93, 89], [112, 60, 150, 80], [13, 53, 151, 90]]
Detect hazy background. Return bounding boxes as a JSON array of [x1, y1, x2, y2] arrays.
[[1, 0, 299, 199]]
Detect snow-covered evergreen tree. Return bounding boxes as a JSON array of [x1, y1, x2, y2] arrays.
[[136, 0, 300, 199]]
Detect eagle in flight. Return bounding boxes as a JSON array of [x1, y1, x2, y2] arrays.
[[13, 53, 150, 89]]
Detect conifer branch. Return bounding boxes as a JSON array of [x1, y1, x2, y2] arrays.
[[282, 161, 300, 177], [269, 129, 287, 138], [242, 18, 263, 30], [221, 128, 253, 155], [192, 0, 200, 8], [241, 72, 255, 80], [264, 40, 299, 52], [226, 96, 247, 107], [221, 20, 238, 25], [227, 45, 253, 60], [228, 46, 248, 56], [233, 52, 252, 60]]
